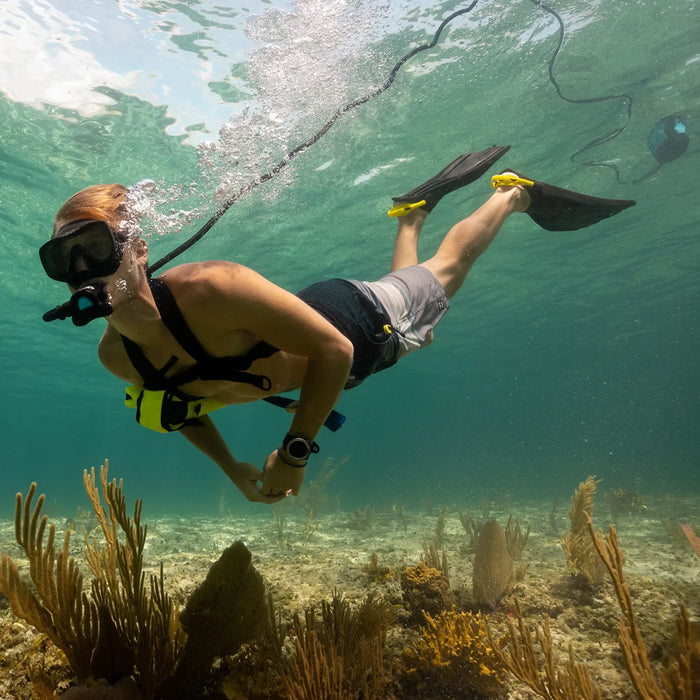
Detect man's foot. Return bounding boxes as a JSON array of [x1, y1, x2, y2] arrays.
[[399, 207, 429, 226], [388, 145, 511, 217], [493, 171, 531, 212]]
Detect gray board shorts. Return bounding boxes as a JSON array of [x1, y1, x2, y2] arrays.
[[297, 265, 449, 388], [353, 265, 449, 359]]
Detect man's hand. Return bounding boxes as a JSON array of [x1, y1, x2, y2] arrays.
[[179, 418, 287, 505], [261, 450, 306, 497], [224, 459, 288, 504]]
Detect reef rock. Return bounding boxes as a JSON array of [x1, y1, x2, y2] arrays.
[[400, 561, 454, 625]]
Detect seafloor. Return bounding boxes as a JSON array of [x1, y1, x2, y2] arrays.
[[1, 477, 699, 699]]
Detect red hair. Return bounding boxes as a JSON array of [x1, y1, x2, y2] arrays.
[[53, 184, 128, 235]]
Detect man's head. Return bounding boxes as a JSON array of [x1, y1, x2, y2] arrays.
[[41, 184, 148, 292], [40, 184, 150, 326], [53, 183, 128, 234]]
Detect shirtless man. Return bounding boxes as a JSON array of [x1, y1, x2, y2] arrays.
[[40, 146, 634, 503]]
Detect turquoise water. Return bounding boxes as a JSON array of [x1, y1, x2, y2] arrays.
[[0, 0, 697, 517]]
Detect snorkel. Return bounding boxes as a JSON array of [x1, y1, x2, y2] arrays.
[[43, 283, 113, 326]]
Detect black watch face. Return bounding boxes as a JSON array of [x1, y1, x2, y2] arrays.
[[287, 438, 309, 460]]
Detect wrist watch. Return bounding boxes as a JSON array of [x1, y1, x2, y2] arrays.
[[279, 433, 319, 467]]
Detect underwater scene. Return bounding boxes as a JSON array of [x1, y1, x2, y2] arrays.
[[0, 0, 698, 697]]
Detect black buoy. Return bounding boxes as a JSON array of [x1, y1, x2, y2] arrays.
[[647, 115, 689, 164]]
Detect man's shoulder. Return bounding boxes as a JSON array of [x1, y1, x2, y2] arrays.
[[162, 260, 247, 283], [159, 261, 271, 299], [156, 261, 284, 324]]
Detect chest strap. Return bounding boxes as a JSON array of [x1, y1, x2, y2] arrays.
[[122, 277, 347, 432], [121, 277, 278, 393]]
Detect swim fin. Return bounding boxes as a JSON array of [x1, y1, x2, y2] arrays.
[[491, 171, 637, 231], [389, 145, 511, 217]]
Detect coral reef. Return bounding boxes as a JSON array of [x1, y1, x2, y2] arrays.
[[0, 462, 271, 700], [1, 481, 698, 699], [82, 465, 185, 696], [58, 678, 142, 699], [0, 622, 73, 700], [680, 523, 700, 559], [548, 500, 561, 536], [401, 607, 507, 698], [0, 462, 185, 698], [272, 501, 291, 543], [586, 515, 693, 699], [432, 507, 448, 550], [604, 488, 646, 520], [458, 510, 483, 554], [221, 590, 394, 699], [421, 539, 449, 582], [215, 591, 287, 700], [561, 476, 606, 587], [0, 481, 101, 682], [279, 591, 394, 700], [504, 514, 530, 562], [491, 599, 603, 699], [173, 540, 270, 695], [494, 511, 698, 699], [400, 561, 453, 625], [392, 504, 409, 535], [363, 553, 395, 584], [472, 519, 513, 609], [64, 506, 99, 537]]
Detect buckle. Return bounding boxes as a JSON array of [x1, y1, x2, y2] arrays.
[[387, 200, 427, 217]]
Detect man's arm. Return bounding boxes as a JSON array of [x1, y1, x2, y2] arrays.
[[179, 415, 286, 504], [219, 267, 354, 443], [261, 334, 353, 497], [181, 263, 354, 497]]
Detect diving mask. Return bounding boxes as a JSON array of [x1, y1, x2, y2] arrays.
[[40, 219, 127, 287]]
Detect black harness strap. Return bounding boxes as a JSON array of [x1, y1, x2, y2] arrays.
[[121, 277, 278, 393], [149, 278, 211, 361], [122, 336, 185, 393], [149, 277, 277, 389]]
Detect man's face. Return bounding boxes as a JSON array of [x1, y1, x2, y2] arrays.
[[41, 219, 147, 311]]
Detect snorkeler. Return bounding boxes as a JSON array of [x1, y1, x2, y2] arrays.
[[40, 145, 635, 503]]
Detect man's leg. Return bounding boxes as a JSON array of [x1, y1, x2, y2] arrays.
[[388, 146, 512, 273], [390, 209, 428, 271], [419, 185, 529, 298]]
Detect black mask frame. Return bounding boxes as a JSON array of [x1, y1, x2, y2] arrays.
[[39, 219, 126, 288]]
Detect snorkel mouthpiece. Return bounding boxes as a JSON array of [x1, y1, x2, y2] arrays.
[[43, 283, 113, 326]]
